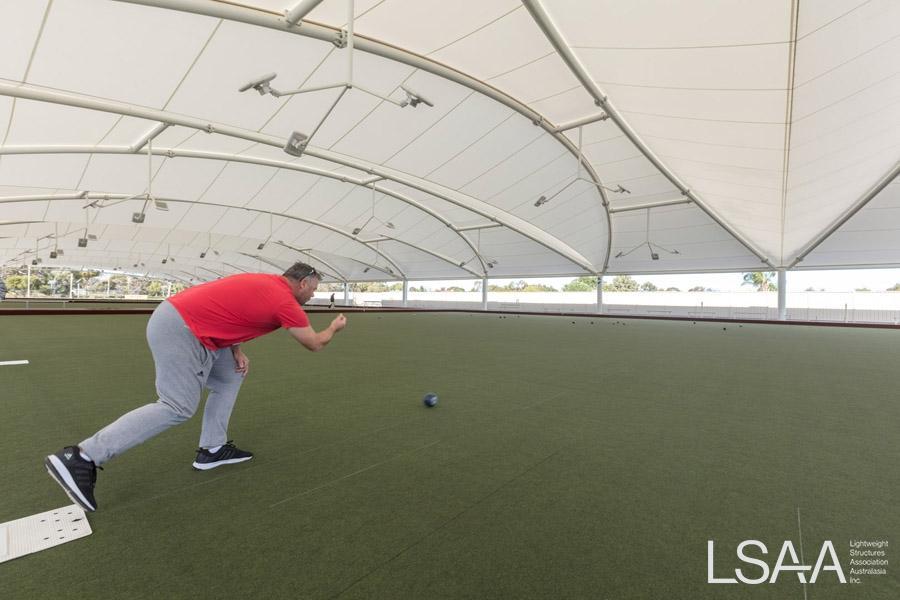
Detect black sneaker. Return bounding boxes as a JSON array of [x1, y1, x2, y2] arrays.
[[192, 441, 253, 471], [45, 446, 101, 512]]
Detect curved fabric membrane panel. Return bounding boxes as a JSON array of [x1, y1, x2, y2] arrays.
[[0, 0, 898, 283], [801, 181, 900, 269]]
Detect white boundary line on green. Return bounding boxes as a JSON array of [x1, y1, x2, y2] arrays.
[[0, 360, 29, 366]]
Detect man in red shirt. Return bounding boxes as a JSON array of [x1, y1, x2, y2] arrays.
[[44, 262, 346, 512]]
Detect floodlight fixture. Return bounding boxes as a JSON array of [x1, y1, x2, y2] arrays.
[[78, 238, 88, 248], [50, 250, 58, 259], [132, 212, 146, 224], [201, 233, 219, 259], [238, 72, 278, 95], [161, 258, 167, 264], [257, 214, 274, 250], [56, 249, 64, 256], [283, 0, 325, 27], [614, 209, 679, 261], [352, 186, 396, 236], [534, 195, 548, 207], [363, 267, 370, 273], [153, 199, 169, 211], [400, 85, 434, 108], [283, 131, 309, 157], [88, 234, 97, 241]]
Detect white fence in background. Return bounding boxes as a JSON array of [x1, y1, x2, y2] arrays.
[[310, 291, 900, 324]]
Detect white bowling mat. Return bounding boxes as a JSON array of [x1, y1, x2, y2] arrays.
[[0, 505, 91, 563]]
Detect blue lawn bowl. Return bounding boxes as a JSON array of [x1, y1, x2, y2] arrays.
[[423, 393, 439, 408]]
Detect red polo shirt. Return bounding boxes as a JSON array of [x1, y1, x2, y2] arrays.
[[167, 274, 310, 350]]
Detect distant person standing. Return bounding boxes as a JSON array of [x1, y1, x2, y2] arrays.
[[329, 292, 335, 308]]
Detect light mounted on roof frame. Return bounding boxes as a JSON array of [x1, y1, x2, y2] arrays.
[[282, 131, 308, 157], [257, 214, 275, 250], [532, 126, 630, 208], [49, 223, 60, 258], [457, 229, 497, 274], [351, 185, 395, 236], [614, 209, 679, 261], [132, 140, 168, 223], [241, 0, 434, 159], [200, 232, 220, 259]]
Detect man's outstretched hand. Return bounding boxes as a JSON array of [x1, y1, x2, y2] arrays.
[[232, 346, 250, 376], [331, 314, 347, 332]]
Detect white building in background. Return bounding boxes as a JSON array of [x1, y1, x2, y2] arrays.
[[313, 290, 900, 324]]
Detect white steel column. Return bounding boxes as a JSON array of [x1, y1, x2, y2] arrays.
[[69, 272, 74, 299], [343, 282, 349, 304], [777, 270, 787, 321], [481, 278, 488, 310], [26, 264, 32, 298], [402, 279, 408, 307], [596, 275, 603, 313]]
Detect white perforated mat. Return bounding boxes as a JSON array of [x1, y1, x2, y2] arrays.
[[0, 505, 91, 563]]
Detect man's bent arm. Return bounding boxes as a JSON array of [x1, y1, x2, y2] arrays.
[[288, 314, 346, 352]]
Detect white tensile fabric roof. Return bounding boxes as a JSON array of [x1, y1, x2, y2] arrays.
[[0, 0, 898, 283]]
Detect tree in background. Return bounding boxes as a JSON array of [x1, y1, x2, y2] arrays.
[[562, 275, 639, 292], [742, 271, 777, 292], [640, 281, 658, 292], [562, 276, 597, 292], [1, 268, 184, 298], [887, 283, 900, 291], [488, 280, 557, 292], [605, 275, 639, 292], [349, 282, 402, 293], [317, 282, 344, 292]]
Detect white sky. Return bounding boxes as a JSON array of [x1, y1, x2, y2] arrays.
[[414, 269, 900, 292]]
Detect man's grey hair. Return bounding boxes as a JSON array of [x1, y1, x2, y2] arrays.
[[283, 262, 320, 281]]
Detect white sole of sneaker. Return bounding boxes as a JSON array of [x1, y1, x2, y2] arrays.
[[44, 455, 96, 512], [191, 456, 252, 471]]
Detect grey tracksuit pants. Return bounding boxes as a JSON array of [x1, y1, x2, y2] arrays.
[[80, 300, 244, 466]]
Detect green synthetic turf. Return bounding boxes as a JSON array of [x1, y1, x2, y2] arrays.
[[1, 313, 898, 599]]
